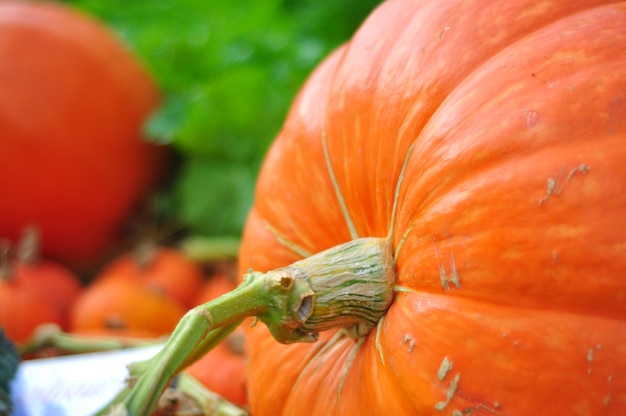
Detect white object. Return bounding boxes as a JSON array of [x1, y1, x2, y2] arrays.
[[10, 345, 163, 416]]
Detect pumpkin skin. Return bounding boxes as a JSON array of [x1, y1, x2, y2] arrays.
[[69, 277, 186, 337], [0, 277, 64, 344], [238, 0, 626, 414], [0, 1, 164, 267], [11, 258, 82, 330], [97, 246, 205, 309]]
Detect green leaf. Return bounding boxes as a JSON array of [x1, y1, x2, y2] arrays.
[[173, 159, 257, 236], [63, 0, 383, 237]]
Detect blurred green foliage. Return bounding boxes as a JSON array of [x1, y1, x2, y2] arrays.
[[64, 0, 382, 237]]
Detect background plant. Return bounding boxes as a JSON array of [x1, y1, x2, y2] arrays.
[[65, 0, 382, 238]]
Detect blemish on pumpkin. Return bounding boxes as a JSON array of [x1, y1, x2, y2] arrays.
[[523, 109, 539, 128], [546, 177, 558, 196], [450, 253, 460, 289], [567, 164, 591, 181], [476, 403, 503, 414], [401, 333, 415, 353], [462, 403, 502, 415], [439, 264, 449, 291], [540, 165, 589, 205], [434, 372, 460, 411], [587, 348, 594, 363], [439, 254, 461, 292], [439, 26, 451, 40], [437, 356, 453, 381], [538, 168, 565, 205], [604, 374, 613, 407]]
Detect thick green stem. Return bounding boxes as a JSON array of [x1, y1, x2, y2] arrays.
[[102, 236, 396, 416], [127, 323, 240, 378]]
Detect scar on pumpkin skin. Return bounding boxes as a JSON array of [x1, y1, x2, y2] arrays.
[[401, 333, 415, 353], [538, 164, 590, 205], [604, 375, 613, 408], [437, 356, 453, 381], [439, 254, 461, 292], [434, 372, 460, 411]]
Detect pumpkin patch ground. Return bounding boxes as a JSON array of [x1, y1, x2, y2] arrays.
[[4, 0, 626, 415]]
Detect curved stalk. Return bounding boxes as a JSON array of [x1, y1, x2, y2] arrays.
[[101, 236, 396, 415]]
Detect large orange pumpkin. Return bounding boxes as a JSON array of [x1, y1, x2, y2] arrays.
[[0, 1, 164, 267], [237, 0, 626, 414]]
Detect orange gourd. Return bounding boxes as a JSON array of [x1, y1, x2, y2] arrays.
[[0, 1, 165, 267], [12, 227, 83, 328], [237, 0, 626, 414], [0, 241, 66, 344], [98, 246, 204, 309], [0, 283, 63, 345], [69, 277, 186, 337]]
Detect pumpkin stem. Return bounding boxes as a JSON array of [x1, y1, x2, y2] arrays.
[[102, 236, 396, 415]]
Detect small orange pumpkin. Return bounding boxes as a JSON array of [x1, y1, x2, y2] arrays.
[[69, 277, 186, 337], [12, 226, 82, 327], [0, 241, 65, 344], [98, 246, 204, 309]]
